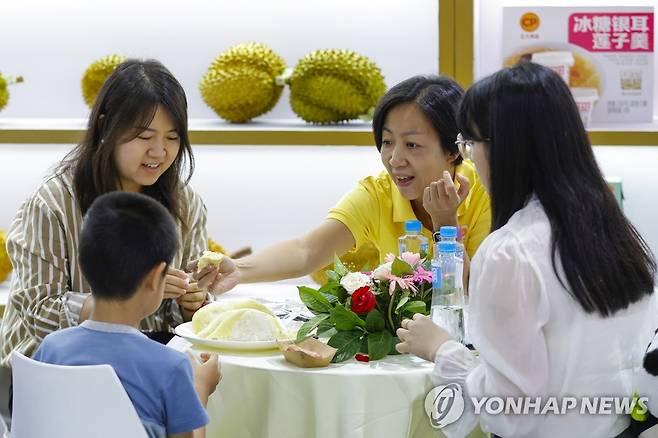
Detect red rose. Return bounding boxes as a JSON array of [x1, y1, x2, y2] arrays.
[[351, 286, 376, 314]]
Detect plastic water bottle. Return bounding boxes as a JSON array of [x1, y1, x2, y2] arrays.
[[438, 226, 464, 291], [438, 226, 468, 345], [430, 241, 465, 343], [398, 220, 429, 256]]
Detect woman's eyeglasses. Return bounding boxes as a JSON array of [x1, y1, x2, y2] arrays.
[[455, 133, 474, 160]]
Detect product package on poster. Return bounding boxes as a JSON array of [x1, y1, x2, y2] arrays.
[[503, 7, 654, 124]]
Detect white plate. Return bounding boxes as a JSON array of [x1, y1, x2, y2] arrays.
[[174, 322, 283, 351]]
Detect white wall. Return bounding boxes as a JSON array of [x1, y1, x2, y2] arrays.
[[1, 144, 658, 258], [0, 0, 438, 120]]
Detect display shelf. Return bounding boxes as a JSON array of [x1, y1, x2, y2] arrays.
[[0, 118, 375, 146], [0, 117, 656, 146]]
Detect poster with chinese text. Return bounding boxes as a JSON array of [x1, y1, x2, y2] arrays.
[[503, 7, 654, 123]]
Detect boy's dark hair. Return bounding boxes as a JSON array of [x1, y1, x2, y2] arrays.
[[458, 61, 656, 316], [372, 75, 464, 166], [78, 191, 178, 300]]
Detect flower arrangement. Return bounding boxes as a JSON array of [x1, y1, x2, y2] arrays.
[[296, 252, 433, 362]]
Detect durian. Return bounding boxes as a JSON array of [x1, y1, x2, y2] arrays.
[[81, 55, 126, 107], [208, 238, 227, 255], [200, 42, 287, 123], [0, 74, 24, 113], [0, 230, 12, 283], [310, 241, 380, 285], [197, 250, 224, 273], [192, 300, 281, 341], [289, 49, 386, 124]]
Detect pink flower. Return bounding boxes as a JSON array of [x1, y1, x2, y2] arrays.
[[412, 266, 433, 284], [400, 252, 421, 267], [381, 272, 418, 295], [384, 253, 396, 263]]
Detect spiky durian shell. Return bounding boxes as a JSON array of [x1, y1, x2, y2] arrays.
[[81, 55, 127, 107], [0, 230, 12, 283], [310, 241, 380, 285], [200, 42, 287, 123], [0, 75, 9, 112], [289, 49, 386, 124]]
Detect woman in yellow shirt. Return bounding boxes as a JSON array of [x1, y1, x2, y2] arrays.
[[217, 76, 491, 284]]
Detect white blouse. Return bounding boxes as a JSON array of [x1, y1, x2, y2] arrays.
[[433, 197, 657, 438]]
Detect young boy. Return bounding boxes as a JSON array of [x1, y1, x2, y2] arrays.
[[33, 192, 220, 438]]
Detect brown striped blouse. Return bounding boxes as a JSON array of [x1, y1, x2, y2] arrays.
[[0, 169, 208, 366]]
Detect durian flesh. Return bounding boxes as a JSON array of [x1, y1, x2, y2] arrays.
[[191, 299, 282, 342], [200, 42, 286, 123], [197, 250, 224, 273], [289, 49, 386, 124]]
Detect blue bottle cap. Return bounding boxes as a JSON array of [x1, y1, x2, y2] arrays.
[[438, 242, 457, 253], [404, 220, 422, 232], [439, 226, 458, 238]]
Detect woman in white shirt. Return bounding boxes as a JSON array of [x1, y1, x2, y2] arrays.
[[395, 62, 657, 438]]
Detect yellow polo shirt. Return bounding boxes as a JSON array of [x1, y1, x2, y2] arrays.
[[327, 160, 491, 263]]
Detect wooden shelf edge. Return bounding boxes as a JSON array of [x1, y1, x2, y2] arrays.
[[0, 125, 656, 146]]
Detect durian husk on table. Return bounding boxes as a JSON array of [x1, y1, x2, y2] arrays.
[[288, 49, 386, 124], [200, 42, 287, 123], [81, 54, 127, 107], [0, 74, 24, 113], [310, 241, 380, 285]]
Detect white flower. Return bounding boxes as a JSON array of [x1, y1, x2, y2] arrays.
[[372, 261, 393, 281], [340, 272, 371, 295]]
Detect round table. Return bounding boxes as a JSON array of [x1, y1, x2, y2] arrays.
[[204, 350, 437, 438], [184, 283, 485, 438]]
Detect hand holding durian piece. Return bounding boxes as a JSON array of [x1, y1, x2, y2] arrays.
[[188, 251, 240, 295], [200, 43, 386, 124]]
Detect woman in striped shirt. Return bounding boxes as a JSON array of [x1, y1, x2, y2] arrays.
[[0, 59, 236, 365]]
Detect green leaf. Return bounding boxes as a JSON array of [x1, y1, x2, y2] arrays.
[[333, 254, 349, 276], [395, 291, 410, 313], [359, 336, 369, 353], [365, 309, 385, 332], [321, 292, 338, 304], [326, 270, 340, 283], [330, 305, 366, 331], [298, 286, 333, 314], [319, 282, 341, 295], [295, 314, 330, 342], [328, 330, 362, 363], [316, 320, 338, 339], [389, 336, 401, 355], [367, 331, 393, 360], [403, 300, 426, 314], [391, 258, 414, 277]]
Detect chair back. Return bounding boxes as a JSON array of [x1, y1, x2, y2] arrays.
[[10, 352, 147, 438]]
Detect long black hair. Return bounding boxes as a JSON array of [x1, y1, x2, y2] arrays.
[[60, 59, 194, 224], [458, 61, 655, 316], [372, 75, 464, 166]]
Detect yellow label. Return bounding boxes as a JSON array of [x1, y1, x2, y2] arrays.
[[520, 12, 540, 32]]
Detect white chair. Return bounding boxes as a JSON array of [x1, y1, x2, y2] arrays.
[[9, 352, 148, 438]]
